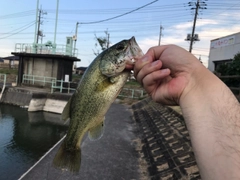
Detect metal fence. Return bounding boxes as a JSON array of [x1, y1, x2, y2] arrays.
[[22, 74, 56, 86], [0, 74, 6, 99], [118, 88, 145, 99], [21, 74, 145, 98], [15, 43, 78, 57], [51, 79, 76, 93]]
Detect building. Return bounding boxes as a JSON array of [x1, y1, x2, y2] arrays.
[[75, 66, 88, 75], [208, 32, 240, 72], [12, 52, 80, 86], [0, 56, 19, 69], [12, 37, 80, 86]]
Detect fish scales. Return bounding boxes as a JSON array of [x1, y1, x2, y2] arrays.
[[66, 59, 128, 147], [53, 36, 143, 172]]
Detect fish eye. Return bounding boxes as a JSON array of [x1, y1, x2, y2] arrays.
[[116, 44, 125, 51]]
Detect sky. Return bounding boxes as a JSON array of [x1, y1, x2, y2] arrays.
[[0, 0, 240, 68]]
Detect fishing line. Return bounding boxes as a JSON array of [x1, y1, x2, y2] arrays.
[[79, 0, 158, 24]]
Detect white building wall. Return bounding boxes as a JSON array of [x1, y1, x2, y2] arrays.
[[208, 32, 240, 72]]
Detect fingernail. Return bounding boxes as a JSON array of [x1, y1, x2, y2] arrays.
[[151, 60, 159, 66], [162, 68, 170, 74], [141, 56, 149, 62]]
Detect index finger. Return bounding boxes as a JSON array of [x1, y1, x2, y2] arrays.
[[145, 45, 170, 61], [133, 45, 169, 78]]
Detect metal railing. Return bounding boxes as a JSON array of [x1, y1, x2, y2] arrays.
[[51, 80, 76, 93], [0, 74, 6, 99], [15, 43, 78, 57], [22, 74, 56, 86], [21, 74, 145, 98], [118, 88, 145, 99]]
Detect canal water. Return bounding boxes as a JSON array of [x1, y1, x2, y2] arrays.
[[0, 104, 68, 180]]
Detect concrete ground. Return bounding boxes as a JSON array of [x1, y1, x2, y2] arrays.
[[19, 97, 201, 180], [19, 103, 141, 180]]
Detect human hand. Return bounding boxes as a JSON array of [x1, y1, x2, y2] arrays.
[[130, 45, 240, 179], [131, 45, 205, 105]]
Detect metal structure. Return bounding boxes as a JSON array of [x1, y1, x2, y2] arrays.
[[14, 43, 78, 57], [0, 74, 6, 99], [118, 88, 145, 99], [22, 74, 56, 86], [185, 0, 207, 52]]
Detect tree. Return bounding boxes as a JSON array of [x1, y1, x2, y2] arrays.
[[93, 30, 110, 56], [216, 52, 240, 87]]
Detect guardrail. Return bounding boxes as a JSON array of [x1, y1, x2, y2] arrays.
[[51, 80, 76, 93], [0, 74, 6, 99], [21, 74, 145, 98], [15, 43, 78, 57], [22, 74, 56, 86], [118, 88, 145, 99]]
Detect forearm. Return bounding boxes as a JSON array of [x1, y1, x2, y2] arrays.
[[180, 68, 240, 179]]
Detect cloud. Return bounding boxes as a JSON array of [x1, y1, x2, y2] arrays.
[[137, 15, 240, 69]]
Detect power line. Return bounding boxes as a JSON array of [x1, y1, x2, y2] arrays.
[[0, 21, 35, 39], [0, 10, 35, 19], [78, 0, 158, 24]]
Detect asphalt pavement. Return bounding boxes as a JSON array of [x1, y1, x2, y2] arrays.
[[19, 98, 201, 180], [19, 103, 141, 180]]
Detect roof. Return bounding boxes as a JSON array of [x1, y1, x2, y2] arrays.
[[76, 67, 88, 71], [211, 31, 240, 41], [1, 56, 19, 60], [11, 52, 80, 62]]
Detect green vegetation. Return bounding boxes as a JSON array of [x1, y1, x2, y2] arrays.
[[0, 68, 18, 75], [216, 52, 240, 87], [72, 74, 82, 83]]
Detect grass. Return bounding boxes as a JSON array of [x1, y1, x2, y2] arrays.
[[72, 74, 83, 83], [0, 68, 18, 75]]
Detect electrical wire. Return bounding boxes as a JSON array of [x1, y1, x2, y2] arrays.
[[78, 0, 158, 24], [0, 21, 35, 39], [0, 10, 35, 19]]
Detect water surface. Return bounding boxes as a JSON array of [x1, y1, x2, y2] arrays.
[[0, 104, 67, 180]]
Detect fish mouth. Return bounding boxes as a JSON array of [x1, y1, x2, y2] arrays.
[[126, 57, 135, 65], [128, 36, 144, 62]]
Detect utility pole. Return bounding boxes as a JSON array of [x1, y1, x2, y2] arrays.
[[107, 33, 110, 48], [33, 0, 39, 53], [185, 0, 207, 53], [73, 22, 79, 57], [36, 6, 47, 44], [158, 25, 164, 46], [53, 0, 59, 54]]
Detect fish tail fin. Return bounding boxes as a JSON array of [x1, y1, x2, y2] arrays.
[[53, 141, 81, 173]]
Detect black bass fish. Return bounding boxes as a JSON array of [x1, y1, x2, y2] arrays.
[[53, 36, 143, 172]]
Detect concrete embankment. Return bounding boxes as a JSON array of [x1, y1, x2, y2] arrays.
[[0, 87, 71, 114]]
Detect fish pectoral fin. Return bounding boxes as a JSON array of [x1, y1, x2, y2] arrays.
[[95, 77, 112, 91], [109, 76, 120, 84], [61, 95, 73, 121], [88, 119, 105, 141]]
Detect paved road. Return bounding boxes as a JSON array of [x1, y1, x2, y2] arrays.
[[19, 97, 201, 180], [20, 103, 140, 180]]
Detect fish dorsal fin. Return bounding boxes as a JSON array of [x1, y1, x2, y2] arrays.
[[61, 96, 73, 121], [88, 119, 105, 141]]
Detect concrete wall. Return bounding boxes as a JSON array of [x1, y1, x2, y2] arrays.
[[28, 93, 71, 114], [1, 87, 71, 114], [0, 87, 32, 107], [22, 57, 73, 87]]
